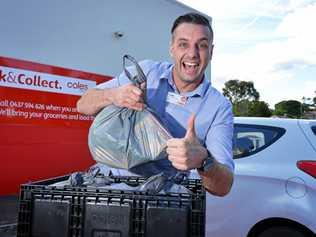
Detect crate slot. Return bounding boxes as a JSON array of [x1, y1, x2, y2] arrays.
[[31, 199, 70, 237], [84, 201, 131, 237]]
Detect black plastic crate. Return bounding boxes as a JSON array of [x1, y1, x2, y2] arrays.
[[17, 175, 205, 237]]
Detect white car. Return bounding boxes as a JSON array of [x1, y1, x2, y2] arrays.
[[201, 117, 316, 237]]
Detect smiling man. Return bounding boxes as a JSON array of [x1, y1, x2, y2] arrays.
[[77, 12, 234, 196]]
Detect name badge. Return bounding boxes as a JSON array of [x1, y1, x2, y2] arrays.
[[166, 92, 187, 106]]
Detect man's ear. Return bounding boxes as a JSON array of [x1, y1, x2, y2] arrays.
[[169, 40, 174, 58], [209, 44, 214, 61]]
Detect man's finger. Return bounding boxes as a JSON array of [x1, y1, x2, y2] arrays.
[[166, 147, 187, 157], [185, 114, 196, 139], [140, 82, 146, 90], [169, 158, 188, 171], [123, 98, 144, 111], [132, 87, 142, 96], [130, 102, 144, 111], [166, 138, 186, 148]]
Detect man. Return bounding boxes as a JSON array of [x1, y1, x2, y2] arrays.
[[77, 13, 234, 196]]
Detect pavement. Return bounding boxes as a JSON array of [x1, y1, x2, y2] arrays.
[[0, 195, 18, 237]]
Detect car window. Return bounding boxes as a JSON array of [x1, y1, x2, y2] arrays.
[[233, 124, 285, 159], [311, 126, 316, 136]]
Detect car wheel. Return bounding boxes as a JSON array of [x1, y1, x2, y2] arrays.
[[257, 226, 309, 237]]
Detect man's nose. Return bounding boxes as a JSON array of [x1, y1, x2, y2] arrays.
[[187, 45, 199, 58]]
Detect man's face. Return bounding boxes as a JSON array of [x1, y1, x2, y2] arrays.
[[170, 23, 213, 92]]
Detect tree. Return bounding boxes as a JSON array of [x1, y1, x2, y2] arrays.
[[274, 100, 301, 118], [233, 100, 250, 116], [248, 101, 272, 117], [223, 79, 262, 116], [223, 79, 260, 104], [233, 100, 271, 117]]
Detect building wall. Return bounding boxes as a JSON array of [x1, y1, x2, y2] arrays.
[[0, 0, 211, 78]]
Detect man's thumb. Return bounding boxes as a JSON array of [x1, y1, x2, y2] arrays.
[[185, 114, 196, 139]]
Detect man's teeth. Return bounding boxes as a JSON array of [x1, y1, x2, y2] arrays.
[[184, 62, 198, 68]]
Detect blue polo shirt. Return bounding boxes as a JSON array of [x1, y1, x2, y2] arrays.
[[96, 60, 234, 176]]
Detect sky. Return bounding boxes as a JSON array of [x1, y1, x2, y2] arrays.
[[178, 0, 316, 108]]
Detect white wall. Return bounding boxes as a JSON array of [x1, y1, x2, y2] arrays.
[[0, 0, 211, 78]]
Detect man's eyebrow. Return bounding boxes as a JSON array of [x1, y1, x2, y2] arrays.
[[176, 37, 210, 42], [198, 37, 210, 42], [177, 38, 189, 41]]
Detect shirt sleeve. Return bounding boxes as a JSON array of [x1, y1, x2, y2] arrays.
[[205, 100, 234, 172], [95, 59, 156, 89], [95, 71, 131, 90]]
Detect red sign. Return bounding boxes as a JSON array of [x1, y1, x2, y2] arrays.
[[0, 56, 112, 194]]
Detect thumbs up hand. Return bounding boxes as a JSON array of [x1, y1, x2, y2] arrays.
[[166, 114, 208, 171]]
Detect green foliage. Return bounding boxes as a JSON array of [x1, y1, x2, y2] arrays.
[[222, 79, 315, 118], [274, 100, 301, 118], [248, 101, 272, 117], [233, 100, 271, 117], [223, 79, 260, 104], [223, 79, 268, 117]]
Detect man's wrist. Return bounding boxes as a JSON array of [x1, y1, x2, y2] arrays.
[[197, 150, 215, 172], [105, 88, 114, 105]]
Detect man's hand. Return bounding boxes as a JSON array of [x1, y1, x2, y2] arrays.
[[166, 114, 208, 170], [112, 83, 145, 111], [77, 82, 146, 115]]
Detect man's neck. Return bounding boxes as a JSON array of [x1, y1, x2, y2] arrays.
[[172, 70, 204, 93]]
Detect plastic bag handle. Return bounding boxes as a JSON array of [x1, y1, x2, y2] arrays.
[[123, 55, 147, 86]]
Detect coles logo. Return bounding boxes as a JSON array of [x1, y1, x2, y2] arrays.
[[0, 70, 62, 90], [66, 81, 88, 91]]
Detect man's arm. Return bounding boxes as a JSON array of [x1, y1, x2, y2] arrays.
[[201, 101, 234, 196], [76, 84, 145, 115], [198, 160, 233, 196], [166, 114, 234, 196], [77, 88, 113, 115]]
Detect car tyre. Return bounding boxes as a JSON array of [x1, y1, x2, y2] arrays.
[[257, 226, 310, 237]]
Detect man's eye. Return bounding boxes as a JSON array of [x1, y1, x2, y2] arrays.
[[199, 43, 209, 49], [179, 42, 188, 48]]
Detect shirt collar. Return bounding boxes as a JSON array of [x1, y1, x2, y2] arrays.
[[160, 64, 210, 97]]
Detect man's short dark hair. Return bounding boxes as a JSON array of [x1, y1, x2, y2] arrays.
[[171, 12, 213, 39]]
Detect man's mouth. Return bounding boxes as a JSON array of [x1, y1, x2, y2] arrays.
[[183, 62, 199, 69], [182, 62, 199, 75]]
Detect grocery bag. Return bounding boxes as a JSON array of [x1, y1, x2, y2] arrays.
[[88, 55, 172, 170]]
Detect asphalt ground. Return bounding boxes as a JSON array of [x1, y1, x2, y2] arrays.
[[0, 195, 18, 237]]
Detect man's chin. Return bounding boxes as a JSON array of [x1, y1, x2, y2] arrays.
[[181, 74, 200, 83]]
